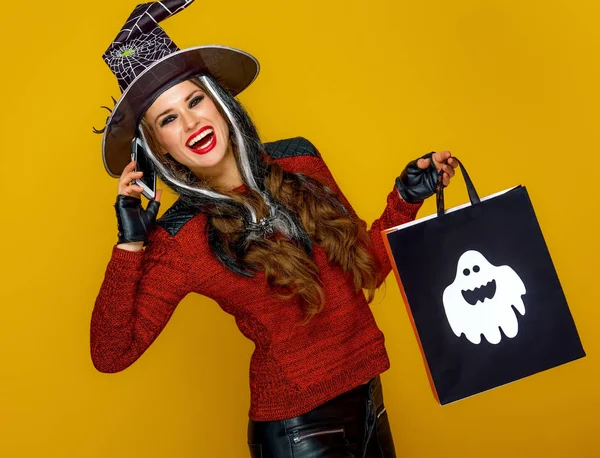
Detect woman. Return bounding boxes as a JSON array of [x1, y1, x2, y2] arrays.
[[92, 1, 457, 456]]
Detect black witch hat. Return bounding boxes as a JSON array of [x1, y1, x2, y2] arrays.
[[99, 0, 260, 177]]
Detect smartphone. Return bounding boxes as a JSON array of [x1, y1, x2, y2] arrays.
[[131, 137, 156, 200]]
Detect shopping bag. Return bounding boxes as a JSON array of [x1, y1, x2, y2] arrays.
[[382, 160, 585, 404]]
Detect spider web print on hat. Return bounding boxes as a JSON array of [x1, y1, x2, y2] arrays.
[[102, 0, 194, 92]]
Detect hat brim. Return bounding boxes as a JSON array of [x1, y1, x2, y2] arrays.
[[101, 45, 260, 178]]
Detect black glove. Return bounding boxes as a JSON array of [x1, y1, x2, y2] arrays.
[[395, 152, 440, 204], [114, 195, 161, 244]]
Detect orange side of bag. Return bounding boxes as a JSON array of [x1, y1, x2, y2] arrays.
[[381, 227, 440, 404]]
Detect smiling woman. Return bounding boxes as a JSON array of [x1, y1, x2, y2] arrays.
[[90, 1, 458, 457], [141, 80, 238, 189]]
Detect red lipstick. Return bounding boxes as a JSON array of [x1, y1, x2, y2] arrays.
[[186, 126, 217, 155]]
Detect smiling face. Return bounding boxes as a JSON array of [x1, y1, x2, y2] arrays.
[[143, 79, 241, 189]]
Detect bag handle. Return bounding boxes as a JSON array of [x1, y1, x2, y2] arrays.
[[436, 157, 481, 218]]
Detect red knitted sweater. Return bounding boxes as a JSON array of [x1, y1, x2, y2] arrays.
[[90, 147, 422, 421]]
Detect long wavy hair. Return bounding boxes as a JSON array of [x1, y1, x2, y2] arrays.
[[139, 75, 380, 320]]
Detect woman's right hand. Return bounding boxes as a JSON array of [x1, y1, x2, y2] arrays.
[[115, 161, 162, 252]]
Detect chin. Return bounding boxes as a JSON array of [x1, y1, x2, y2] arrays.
[[187, 148, 227, 169]]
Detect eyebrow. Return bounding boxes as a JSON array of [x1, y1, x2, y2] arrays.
[[154, 89, 204, 125]]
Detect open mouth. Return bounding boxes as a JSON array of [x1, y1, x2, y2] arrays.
[[186, 127, 216, 154], [461, 279, 496, 305]]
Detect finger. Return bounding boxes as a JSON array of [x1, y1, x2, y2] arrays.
[[123, 185, 144, 196], [447, 157, 459, 168], [417, 158, 431, 169], [118, 171, 143, 191], [119, 172, 144, 186], [147, 200, 161, 219], [433, 150, 452, 165], [443, 172, 450, 187], [122, 161, 137, 175], [121, 184, 144, 197], [442, 163, 455, 178], [154, 189, 163, 202]]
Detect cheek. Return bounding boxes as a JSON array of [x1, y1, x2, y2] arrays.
[[222, 119, 230, 136], [156, 129, 180, 151], [211, 107, 229, 136]]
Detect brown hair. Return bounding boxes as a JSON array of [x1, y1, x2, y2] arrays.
[[216, 161, 382, 321]]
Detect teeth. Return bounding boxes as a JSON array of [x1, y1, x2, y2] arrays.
[[188, 128, 214, 147]]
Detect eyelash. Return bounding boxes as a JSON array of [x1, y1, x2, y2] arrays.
[[190, 95, 203, 107], [159, 95, 205, 127], [160, 115, 176, 126]]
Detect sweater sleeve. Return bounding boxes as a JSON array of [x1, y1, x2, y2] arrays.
[[304, 152, 423, 287], [90, 228, 192, 373]]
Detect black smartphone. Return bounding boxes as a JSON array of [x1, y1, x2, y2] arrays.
[[131, 137, 157, 200]]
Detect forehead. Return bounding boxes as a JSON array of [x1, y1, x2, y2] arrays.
[[146, 79, 202, 115]]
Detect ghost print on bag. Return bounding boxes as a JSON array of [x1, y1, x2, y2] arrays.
[[442, 250, 527, 345]]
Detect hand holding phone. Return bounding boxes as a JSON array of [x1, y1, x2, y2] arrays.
[[130, 137, 157, 200], [116, 161, 162, 250]]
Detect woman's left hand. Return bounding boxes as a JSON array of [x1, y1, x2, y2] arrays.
[[395, 150, 459, 204]]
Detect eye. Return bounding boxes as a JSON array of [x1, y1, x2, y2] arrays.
[[473, 265, 480, 273], [463, 269, 470, 276], [189, 95, 204, 108], [160, 115, 176, 127]]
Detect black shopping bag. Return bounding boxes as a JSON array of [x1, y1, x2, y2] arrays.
[[382, 160, 585, 404]]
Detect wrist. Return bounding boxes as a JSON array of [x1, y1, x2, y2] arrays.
[[396, 187, 423, 204], [116, 241, 144, 252], [395, 175, 425, 204]]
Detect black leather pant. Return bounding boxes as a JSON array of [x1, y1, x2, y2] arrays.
[[247, 376, 396, 457]]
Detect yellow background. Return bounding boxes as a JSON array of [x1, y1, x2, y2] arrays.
[[1, 0, 598, 456]]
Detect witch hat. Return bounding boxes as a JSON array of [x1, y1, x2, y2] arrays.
[[98, 0, 259, 177]]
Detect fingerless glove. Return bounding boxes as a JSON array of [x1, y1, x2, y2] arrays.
[[114, 195, 160, 244], [395, 152, 440, 204]]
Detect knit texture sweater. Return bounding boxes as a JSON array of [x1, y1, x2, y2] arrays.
[[90, 139, 422, 421]]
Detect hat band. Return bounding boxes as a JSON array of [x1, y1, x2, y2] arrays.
[[134, 69, 208, 131]]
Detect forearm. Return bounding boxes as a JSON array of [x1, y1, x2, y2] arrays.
[[90, 241, 187, 373], [91, 247, 148, 372]]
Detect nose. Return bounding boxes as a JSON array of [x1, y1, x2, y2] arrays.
[[181, 110, 197, 131]]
